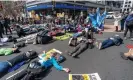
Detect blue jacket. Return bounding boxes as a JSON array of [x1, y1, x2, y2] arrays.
[[39, 54, 63, 71], [125, 14, 133, 22], [112, 36, 123, 46]]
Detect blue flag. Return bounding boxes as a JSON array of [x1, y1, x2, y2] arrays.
[[89, 8, 106, 29]]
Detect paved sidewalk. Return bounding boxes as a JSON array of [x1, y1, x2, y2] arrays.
[[103, 24, 122, 32]]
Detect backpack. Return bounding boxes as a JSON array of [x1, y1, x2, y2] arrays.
[[36, 35, 53, 44], [13, 42, 25, 48], [22, 61, 46, 80], [52, 52, 66, 63], [36, 30, 52, 44], [126, 15, 133, 27], [16, 27, 23, 34], [126, 20, 133, 27], [113, 36, 123, 46], [8, 36, 15, 42], [37, 30, 49, 37]]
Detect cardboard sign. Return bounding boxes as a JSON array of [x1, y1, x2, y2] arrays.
[[38, 49, 62, 61], [57, 12, 64, 18], [69, 73, 101, 80]]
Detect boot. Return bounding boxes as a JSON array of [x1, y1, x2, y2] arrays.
[[115, 26, 118, 32]]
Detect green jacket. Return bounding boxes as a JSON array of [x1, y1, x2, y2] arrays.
[[0, 48, 13, 55]]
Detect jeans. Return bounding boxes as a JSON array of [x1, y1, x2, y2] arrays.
[[121, 21, 124, 31], [7, 54, 28, 66], [124, 26, 133, 38], [0, 61, 11, 76], [101, 39, 114, 49]]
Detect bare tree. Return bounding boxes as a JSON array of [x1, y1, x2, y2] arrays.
[[0, 1, 26, 19]]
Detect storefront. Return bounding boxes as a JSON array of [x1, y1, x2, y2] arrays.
[[26, 2, 88, 19]]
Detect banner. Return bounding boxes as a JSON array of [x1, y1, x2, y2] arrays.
[[69, 73, 101, 80], [31, 10, 36, 18], [57, 12, 64, 18], [35, 14, 40, 20]]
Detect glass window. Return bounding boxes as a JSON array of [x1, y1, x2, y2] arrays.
[[124, 9, 126, 11], [129, 1, 131, 3], [107, 2, 110, 5], [125, 5, 127, 7], [127, 8, 129, 12], [128, 5, 130, 7]]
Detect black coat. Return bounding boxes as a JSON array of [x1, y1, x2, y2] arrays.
[[4, 18, 10, 27], [0, 21, 3, 32]]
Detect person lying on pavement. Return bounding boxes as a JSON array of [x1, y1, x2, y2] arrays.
[[38, 51, 70, 73], [0, 48, 19, 56], [13, 30, 54, 45], [95, 35, 123, 50], [0, 50, 37, 76], [67, 38, 91, 57]]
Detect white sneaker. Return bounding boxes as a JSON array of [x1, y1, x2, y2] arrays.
[[95, 42, 99, 48], [124, 37, 127, 40], [98, 43, 102, 50]]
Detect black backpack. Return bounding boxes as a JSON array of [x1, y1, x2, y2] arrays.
[[36, 32, 53, 44], [13, 42, 26, 48], [126, 15, 133, 27], [37, 30, 49, 37], [22, 61, 46, 80], [8, 36, 14, 42]]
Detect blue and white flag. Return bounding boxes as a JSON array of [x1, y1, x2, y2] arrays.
[[89, 8, 106, 29]]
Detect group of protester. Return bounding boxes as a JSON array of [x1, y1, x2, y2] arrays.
[[114, 11, 133, 41], [0, 22, 124, 80], [0, 8, 133, 80]]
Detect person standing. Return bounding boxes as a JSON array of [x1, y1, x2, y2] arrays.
[[0, 21, 3, 38], [124, 12, 133, 40], [0, 16, 5, 38], [120, 13, 128, 32], [4, 17, 12, 35], [113, 13, 121, 32]]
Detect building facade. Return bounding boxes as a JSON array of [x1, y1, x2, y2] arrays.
[[26, 0, 122, 11], [26, 0, 122, 18], [121, 0, 133, 13]]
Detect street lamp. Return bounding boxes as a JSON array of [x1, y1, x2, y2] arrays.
[[74, 0, 75, 17]]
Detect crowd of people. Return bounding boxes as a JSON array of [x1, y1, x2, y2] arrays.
[[0, 8, 133, 80], [114, 11, 133, 41]]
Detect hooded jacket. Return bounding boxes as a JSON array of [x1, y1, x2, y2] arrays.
[[39, 54, 63, 70]]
